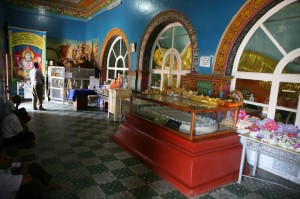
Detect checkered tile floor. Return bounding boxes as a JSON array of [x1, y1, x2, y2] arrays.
[[3, 100, 300, 199]]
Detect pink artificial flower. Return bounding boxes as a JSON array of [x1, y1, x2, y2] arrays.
[[232, 109, 247, 119], [238, 109, 247, 120], [261, 120, 279, 131]]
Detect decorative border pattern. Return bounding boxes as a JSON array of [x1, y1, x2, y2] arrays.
[[245, 139, 300, 166], [6, 0, 114, 19], [138, 10, 198, 73], [99, 28, 130, 70], [225, 0, 284, 75], [213, 0, 274, 75]]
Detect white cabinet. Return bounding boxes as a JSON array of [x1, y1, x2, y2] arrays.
[[108, 88, 132, 121], [49, 66, 65, 103], [48, 66, 95, 103]]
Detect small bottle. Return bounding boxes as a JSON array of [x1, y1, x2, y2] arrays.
[[249, 94, 254, 102], [102, 81, 106, 90], [123, 79, 128, 89]]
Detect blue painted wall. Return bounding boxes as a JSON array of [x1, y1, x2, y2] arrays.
[[4, 6, 85, 41], [3, 0, 246, 74], [86, 0, 246, 73]]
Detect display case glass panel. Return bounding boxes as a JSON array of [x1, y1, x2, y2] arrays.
[[131, 94, 240, 140]]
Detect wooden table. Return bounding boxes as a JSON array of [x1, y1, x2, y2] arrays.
[[237, 133, 300, 183]]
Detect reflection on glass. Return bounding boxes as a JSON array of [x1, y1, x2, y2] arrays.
[[117, 59, 123, 68], [238, 46, 281, 73], [244, 104, 267, 119], [108, 70, 115, 79], [171, 74, 177, 88], [151, 74, 161, 88], [121, 41, 126, 56], [153, 47, 165, 69], [236, 79, 271, 104], [163, 74, 168, 88], [277, 82, 299, 109], [282, 56, 300, 74], [150, 23, 191, 90], [172, 53, 178, 71], [114, 40, 120, 55], [275, 109, 296, 125], [109, 54, 116, 67], [181, 44, 192, 70], [264, 1, 300, 51], [164, 53, 171, 70]]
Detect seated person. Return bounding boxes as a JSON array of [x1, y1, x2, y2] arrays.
[[12, 95, 31, 125], [1, 100, 35, 145], [0, 148, 61, 199]]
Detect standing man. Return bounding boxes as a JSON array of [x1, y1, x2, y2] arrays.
[[29, 62, 46, 110]]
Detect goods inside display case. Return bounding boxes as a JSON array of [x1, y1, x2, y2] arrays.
[[131, 94, 239, 140]]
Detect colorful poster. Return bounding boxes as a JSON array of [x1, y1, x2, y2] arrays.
[[9, 27, 46, 79], [8, 26, 46, 95]]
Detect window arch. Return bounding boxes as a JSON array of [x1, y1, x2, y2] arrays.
[[149, 22, 191, 90], [107, 36, 129, 82], [232, 0, 300, 126], [138, 10, 198, 91], [99, 28, 130, 84]]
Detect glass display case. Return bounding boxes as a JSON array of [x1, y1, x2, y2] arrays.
[[65, 67, 95, 91], [130, 94, 239, 140], [112, 93, 243, 197]]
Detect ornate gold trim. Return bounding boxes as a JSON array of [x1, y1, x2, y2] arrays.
[[213, 0, 272, 74]]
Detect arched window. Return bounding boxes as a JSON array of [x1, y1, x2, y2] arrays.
[[149, 22, 191, 90], [107, 36, 129, 82], [232, 0, 300, 126]]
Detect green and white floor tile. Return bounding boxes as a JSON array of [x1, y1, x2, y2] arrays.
[[3, 100, 300, 199]]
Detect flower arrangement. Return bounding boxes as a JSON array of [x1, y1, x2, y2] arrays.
[[237, 115, 300, 153]]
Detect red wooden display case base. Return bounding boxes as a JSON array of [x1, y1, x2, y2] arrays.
[[112, 114, 242, 198]]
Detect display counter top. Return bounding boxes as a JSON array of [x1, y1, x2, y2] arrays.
[[133, 93, 238, 113]]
